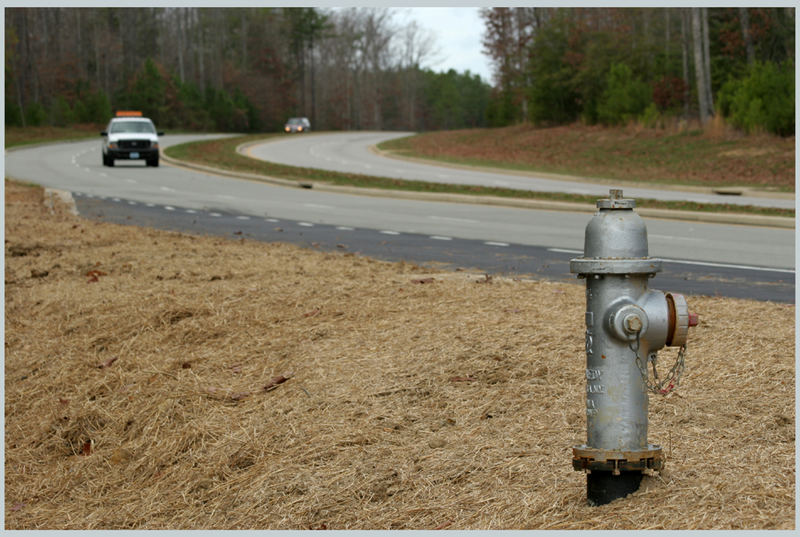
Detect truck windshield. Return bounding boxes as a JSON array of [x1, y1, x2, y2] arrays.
[[110, 121, 156, 134]]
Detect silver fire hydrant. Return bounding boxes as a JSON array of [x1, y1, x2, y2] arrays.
[[569, 189, 697, 506]]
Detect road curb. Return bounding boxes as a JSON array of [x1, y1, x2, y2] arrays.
[[161, 151, 794, 230]]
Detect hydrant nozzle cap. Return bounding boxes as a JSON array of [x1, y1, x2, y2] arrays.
[[597, 189, 636, 210]]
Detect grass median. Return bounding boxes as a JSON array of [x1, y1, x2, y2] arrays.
[[164, 134, 795, 219]]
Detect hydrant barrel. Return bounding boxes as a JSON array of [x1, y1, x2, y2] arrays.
[[569, 189, 695, 506]]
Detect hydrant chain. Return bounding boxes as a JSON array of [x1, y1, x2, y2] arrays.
[[632, 335, 686, 395]]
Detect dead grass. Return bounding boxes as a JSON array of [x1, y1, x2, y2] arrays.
[[384, 123, 795, 190], [4, 179, 795, 529]]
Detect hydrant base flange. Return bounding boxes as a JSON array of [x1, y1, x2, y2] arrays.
[[572, 444, 664, 473]]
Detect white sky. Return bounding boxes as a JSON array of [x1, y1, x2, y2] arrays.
[[396, 7, 492, 82]]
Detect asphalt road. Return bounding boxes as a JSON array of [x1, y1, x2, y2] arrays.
[[4, 134, 795, 303], [244, 131, 796, 210]]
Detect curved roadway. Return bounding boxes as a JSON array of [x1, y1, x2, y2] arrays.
[[4, 134, 795, 276], [244, 131, 796, 210]]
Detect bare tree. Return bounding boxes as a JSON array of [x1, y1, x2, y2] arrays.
[[691, 7, 711, 124], [739, 7, 755, 65]]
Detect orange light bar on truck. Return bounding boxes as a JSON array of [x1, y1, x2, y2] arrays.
[[115, 110, 142, 117]]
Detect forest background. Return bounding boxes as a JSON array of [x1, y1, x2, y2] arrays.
[[4, 7, 795, 136]]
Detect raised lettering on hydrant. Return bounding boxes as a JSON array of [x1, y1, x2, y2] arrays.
[[570, 189, 698, 506]]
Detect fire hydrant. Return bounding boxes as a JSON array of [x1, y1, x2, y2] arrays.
[[569, 189, 697, 506]]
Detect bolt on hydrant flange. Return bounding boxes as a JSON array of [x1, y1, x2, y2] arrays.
[[569, 189, 698, 506]]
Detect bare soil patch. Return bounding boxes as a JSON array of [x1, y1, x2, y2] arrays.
[[4, 180, 794, 529]]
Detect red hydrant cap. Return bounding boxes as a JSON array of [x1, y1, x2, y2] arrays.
[[688, 312, 699, 327]]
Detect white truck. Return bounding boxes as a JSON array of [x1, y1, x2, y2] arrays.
[[100, 111, 163, 167]]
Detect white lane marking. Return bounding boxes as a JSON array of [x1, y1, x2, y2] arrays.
[[265, 218, 279, 223], [430, 236, 452, 241], [146, 203, 155, 207], [662, 258, 794, 274], [485, 241, 510, 247], [111, 197, 121, 202], [380, 230, 400, 235], [160, 186, 174, 192], [336, 226, 354, 231], [210, 212, 222, 217], [298, 222, 314, 227], [164, 206, 175, 211], [85, 194, 94, 198], [128, 201, 137, 205], [650, 234, 702, 242], [428, 215, 479, 224], [304, 203, 334, 210], [547, 248, 794, 274], [236, 215, 250, 220], [186, 209, 197, 214]]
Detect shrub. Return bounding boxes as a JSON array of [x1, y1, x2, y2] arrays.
[[49, 96, 76, 127], [717, 61, 794, 136], [24, 102, 47, 127], [597, 63, 651, 126], [5, 99, 23, 127]]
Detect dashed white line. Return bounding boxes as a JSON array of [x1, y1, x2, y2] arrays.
[[298, 222, 314, 227], [428, 215, 479, 224], [380, 230, 400, 235], [304, 203, 334, 210], [128, 201, 137, 205], [185, 209, 197, 214], [210, 212, 222, 217], [430, 236, 452, 241], [548, 248, 582, 255], [265, 218, 280, 223], [160, 186, 174, 192], [236, 215, 250, 220], [111, 197, 121, 202], [164, 206, 175, 211], [485, 241, 510, 247], [146, 203, 155, 207], [336, 226, 354, 231]]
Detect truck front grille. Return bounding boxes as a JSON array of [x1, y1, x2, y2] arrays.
[[118, 139, 151, 150]]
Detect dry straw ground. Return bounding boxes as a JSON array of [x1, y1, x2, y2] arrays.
[[4, 179, 795, 529]]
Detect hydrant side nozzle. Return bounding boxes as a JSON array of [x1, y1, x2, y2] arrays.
[[665, 292, 693, 347]]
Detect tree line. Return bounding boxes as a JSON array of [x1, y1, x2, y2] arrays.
[[5, 7, 794, 136], [481, 7, 794, 135], [5, 7, 490, 133]]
